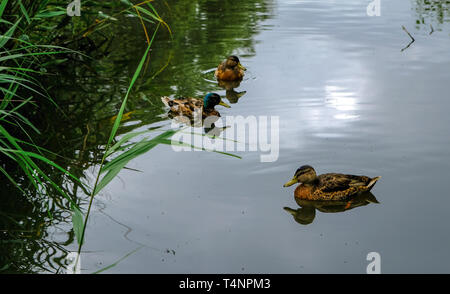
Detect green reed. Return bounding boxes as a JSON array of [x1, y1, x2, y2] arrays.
[[0, 0, 85, 218], [0, 0, 170, 251]]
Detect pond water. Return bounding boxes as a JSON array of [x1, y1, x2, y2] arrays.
[[2, 0, 450, 273]]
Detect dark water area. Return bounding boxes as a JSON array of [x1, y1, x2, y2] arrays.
[[1, 0, 450, 273]]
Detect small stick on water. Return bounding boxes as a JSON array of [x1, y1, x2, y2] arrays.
[[402, 25, 415, 41], [430, 24, 434, 35], [401, 25, 415, 52]]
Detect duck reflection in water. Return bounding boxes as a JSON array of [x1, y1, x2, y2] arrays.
[[284, 191, 379, 225], [217, 79, 247, 104]]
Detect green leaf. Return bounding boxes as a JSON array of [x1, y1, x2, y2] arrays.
[[93, 161, 126, 196], [34, 10, 67, 19], [106, 26, 159, 148], [101, 129, 176, 174], [0, 0, 8, 19], [0, 18, 20, 49], [71, 204, 84, 245], [106, 129, 154, 157], [18, 0, 30, 24], [98, 11, 118, 21], [94, 129, 176, 195]]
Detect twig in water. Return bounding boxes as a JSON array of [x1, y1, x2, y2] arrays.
[[430, 24, 434, 35], [401, 25, 415, 52]]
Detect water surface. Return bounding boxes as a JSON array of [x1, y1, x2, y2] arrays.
[[2, 0, 450, 273]]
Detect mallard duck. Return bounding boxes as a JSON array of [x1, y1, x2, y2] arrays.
[[215, 56, 246, 81], [284, 192, 379, 225], [283, 165, 381, 201], [161, 93, 230, 121]]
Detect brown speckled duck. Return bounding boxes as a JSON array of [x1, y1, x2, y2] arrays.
[[283, 165, 381, 201], [215, 56, 246, 81]]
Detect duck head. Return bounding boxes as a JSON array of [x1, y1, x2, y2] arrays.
[[225, 55, 246, 71], [283, 206, 316, 225], [283, 165, 317, 187], [203, 93, 230, 110]]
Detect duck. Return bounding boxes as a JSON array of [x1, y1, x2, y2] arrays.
[[283, 165, 381, 201], [215, 56, 246, 81], [161, 93, 230, 123]]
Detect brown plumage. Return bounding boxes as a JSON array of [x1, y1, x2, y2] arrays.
[[215, 56, 246, 81], [161, 93, 230, 122], [161, 96, 215, 119], [284, 165, 381, 201]]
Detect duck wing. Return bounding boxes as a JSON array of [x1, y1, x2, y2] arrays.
[[317, 173, 353, 192], [318, 173, 372, 192], [319, 173, 372, 192], [162, 97, 203, 114]]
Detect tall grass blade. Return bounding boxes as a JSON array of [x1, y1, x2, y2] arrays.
[[71, 204, 84, 246], [78, 24, 161, 251], [0, 0, 8, 19], [0, 18, 20, 49], [101, 129, 176, 175], [18, 0, 31, 24], [106, 24, 160, 148]]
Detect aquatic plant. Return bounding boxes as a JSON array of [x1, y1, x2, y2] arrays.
[[0, 0, 87, 227], [0, 0, 171, 270]]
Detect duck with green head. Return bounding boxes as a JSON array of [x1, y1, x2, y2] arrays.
[[215, 56, 246, 81], [161, 93, 230, 121], [283, 165, 381, 201]]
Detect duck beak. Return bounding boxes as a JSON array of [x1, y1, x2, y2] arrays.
[[238, 62, 247, 71], [283, 177, 298, 187], [219, 100, 231, 108]]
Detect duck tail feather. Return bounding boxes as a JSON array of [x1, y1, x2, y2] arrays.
[[367, 176, 381, 190]]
